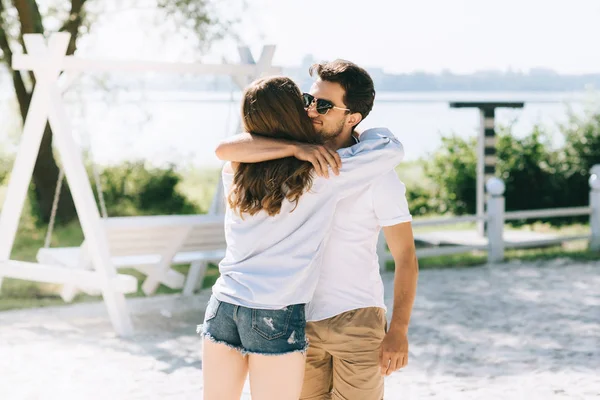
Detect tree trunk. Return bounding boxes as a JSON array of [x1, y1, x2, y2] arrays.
[[31, 124, 77, 223]]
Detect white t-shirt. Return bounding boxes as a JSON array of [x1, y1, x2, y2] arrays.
[[212, 128, 404, 309], [306, 168, 412, 322]]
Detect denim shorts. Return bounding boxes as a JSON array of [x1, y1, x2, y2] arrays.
[[198, 295, 308, 356]]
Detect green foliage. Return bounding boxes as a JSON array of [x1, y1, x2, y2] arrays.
[[422, 134, 477, 215], [0, 109, 18, 185], [176, 167, 220, 213], [496, 126, 573, 211], [156, 0, 236, 46], [97, 162, 200, 217], [0, 153, 10, 185], [421, 108, 600, 223], [561, 109, 600, 206], [563, 109, 600, 172], [405, 184, 436, 217], [396, 162, 436, 217], [0, 0, 237, 223]]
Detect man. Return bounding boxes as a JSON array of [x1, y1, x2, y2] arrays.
[[215, 60, 418, 400]]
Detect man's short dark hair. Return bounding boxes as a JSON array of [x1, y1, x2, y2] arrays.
[[309, 59, 376, 123]]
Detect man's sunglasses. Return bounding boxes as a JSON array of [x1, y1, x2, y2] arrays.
[[302, 93, 351, 115]]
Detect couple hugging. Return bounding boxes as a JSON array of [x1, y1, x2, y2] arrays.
[[199, 59, 418, 400]]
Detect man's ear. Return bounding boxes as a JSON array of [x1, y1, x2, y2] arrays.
[[346, 112, 362, 127]]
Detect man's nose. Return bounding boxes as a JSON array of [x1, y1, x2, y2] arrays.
[[306, 105, 320, 118]]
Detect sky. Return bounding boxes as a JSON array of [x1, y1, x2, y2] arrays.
[[231, 0, 600, 74], [21, 0, 600, 76]]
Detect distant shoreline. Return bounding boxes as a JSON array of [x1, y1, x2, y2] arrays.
[[0, 88, 596, 104]]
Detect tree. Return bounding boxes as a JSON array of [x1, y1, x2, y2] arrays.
[[0, 0, 233, 223]]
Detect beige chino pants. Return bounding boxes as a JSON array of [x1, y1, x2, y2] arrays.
[[300, 307, 387, 400]]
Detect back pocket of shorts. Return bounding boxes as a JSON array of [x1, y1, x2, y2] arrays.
[[251, 306, 294, 340], [204, 296, 221, 323]]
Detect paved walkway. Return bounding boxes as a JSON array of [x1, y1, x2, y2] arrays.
[[0, 259, 598, 399]]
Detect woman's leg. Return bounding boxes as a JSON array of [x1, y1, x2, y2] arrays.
[[236, 303, 308, 400], [202, 339, 248, 400], [248, 352, 306, 400]]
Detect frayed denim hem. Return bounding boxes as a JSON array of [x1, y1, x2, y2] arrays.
[[200, 331, 247, 355], [242, 341, 309, 357], [199, 332, 309, 357]]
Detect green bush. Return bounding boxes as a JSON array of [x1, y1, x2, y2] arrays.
[[561, 110, 600, 206], [97, 162, 200, 216], [396, 162, 437, 217], [0, 149, 12, 186], [422, 108, 600, 223], [422, 134, 477, 215], [405, 184, 436, 217], [496, 126, 572, 212]]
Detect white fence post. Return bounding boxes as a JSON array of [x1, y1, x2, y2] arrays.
[[590, 165, 600, 252], [486, 177, 505, 263]]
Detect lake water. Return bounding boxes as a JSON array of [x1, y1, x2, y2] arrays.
[[1, 90, 597, 168]]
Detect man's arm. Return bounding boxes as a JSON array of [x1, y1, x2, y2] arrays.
[[379, 222, 418, 376], [330, 128, 405, 199], [215, 133, 341, 178]]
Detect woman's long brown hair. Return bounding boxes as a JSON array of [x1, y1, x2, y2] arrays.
[[228, 76, 322, 216]]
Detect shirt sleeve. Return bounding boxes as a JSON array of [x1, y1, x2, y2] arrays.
[[221, 163, 235, 191], [372, 170, 413, 226], [329, 127, 405, 199]]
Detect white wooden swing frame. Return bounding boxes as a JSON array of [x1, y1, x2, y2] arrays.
[[0, 33, 279, 336]]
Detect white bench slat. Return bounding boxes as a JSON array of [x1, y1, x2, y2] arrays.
[[35, 214, 227, 299], [0, 260, 138, 294], [37, 247, 164, 269]]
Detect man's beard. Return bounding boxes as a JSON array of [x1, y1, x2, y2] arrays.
[[316, 117, 346, 141]]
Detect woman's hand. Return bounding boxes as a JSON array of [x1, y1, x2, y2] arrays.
[[293, 144, 342, 178]]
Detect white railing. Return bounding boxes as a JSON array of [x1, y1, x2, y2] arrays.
[[378, 164, 600, 269], [504, 207, 592, 220], [411, 215, 485, 227]]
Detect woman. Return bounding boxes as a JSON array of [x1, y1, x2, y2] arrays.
[[200, 76, 404, 400]]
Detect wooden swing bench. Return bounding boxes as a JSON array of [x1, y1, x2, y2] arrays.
[[36, 214, 226, 301]]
